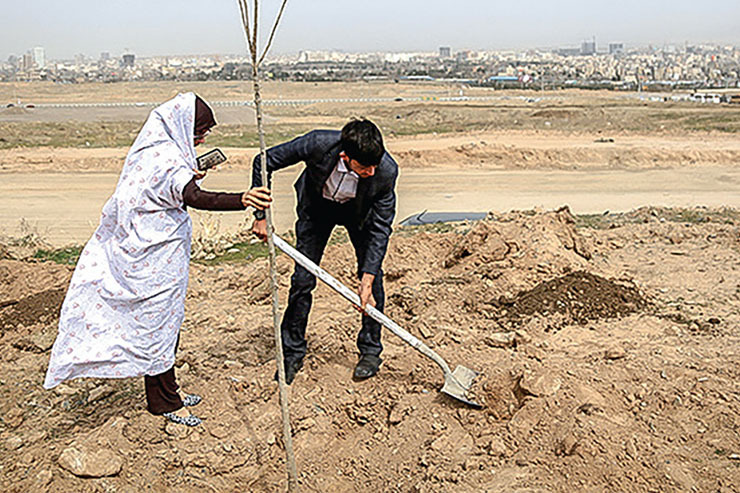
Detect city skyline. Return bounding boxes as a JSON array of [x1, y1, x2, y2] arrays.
[[6, 39, 740, 66], [2, 0, 740, 61]]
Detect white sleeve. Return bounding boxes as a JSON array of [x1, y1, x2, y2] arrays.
[[169, 167, 194, 206]]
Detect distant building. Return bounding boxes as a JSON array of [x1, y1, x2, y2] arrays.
[[121, 53, 135, 68], [439, 46, 451, 58], [456, 50, 471, 62], [557, 47, 581, 57], [100, 52, 111, 62], [74, 54, 86, 66], [32, 46, 45, 69], [581, 39, 597, 56], [7, 55, 18, 68], [21, 52, 34, 71], [488, 75, 519, 82], [609, 43, 625, 55]]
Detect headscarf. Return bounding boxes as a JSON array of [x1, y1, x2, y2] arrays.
[[194, 95, 216, 135], [44, 93, 202, 388]]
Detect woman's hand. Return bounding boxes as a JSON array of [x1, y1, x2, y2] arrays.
[[193, 168, 208, 180], [242, 186, 272, 210]]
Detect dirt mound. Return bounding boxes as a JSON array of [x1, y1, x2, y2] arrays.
[[1, 106, 28, 115], [531, 108, 582, 119], [493, 271, 649, 326], [0, 287, 66, 332], [0, 260, 72, 301], [1, 209, 740, 492], [392, 140, 740, 170]]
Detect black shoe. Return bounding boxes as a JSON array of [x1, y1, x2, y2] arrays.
[[353, 354, 382, 380], [274, 357, 303, 385]]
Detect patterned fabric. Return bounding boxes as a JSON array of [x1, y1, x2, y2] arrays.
[[163, 412, 202, 427], [44, 93, 199, 389], [182, 394, 202, 407]]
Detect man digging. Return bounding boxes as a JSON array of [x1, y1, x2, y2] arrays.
[[251, 119, 398, 384]]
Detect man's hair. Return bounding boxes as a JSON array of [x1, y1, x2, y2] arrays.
[[340, 119, 385, 167]]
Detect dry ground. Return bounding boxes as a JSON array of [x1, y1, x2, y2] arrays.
[[0, 83, 739, 491], [1, 207, 739, 492]]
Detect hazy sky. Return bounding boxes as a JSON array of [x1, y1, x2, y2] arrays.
[[3, 0, 740, 60]]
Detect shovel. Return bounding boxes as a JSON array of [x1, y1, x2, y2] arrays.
[[272, 234, 482, 409]]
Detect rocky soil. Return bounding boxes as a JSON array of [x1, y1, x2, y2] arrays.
[[1, 207, 739, 492]]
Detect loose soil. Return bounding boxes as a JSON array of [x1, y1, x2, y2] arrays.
[[1, 207, 739, 492], [494, 271, 649, 327]]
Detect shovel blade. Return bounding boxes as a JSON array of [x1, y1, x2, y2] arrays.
[[441, 365, 483, 409]]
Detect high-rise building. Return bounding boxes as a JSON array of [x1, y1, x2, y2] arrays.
[[21, 52, 34, 71], [121, 53, 136, 68], [609, 43, 625, 55], [100, 52, 111, 62], [32, 46, 45, 69], [581, 39, 597, 56], [439, 46, 451, 58]]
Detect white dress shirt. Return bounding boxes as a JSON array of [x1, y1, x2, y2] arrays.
[[322, 157, 360, 204]]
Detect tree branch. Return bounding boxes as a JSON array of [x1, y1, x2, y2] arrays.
[[259, 0, 289, 66], [237, 0, 255, 56], [252, 0, 259, 61]]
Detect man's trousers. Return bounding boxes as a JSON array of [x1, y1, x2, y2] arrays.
[[280, 201, 385, 362]]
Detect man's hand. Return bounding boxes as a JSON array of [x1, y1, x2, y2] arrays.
[[242, 186, 272, 210], [357, 273, 376, 314], [251, 218, 268, 241]]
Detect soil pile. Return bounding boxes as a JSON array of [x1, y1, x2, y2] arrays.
[[493, 271, 648, 327], [1, 208, 739, 492], [0, 287, 66, 331]]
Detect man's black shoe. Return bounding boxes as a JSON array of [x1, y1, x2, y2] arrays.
[[274, 358, 303, 385], [353, 354, 382, 380]]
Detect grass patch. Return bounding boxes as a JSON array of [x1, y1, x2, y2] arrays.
[[192, 240, 271, 265], [192, 228, 352, 266], [32, 246, 83, 265], [575, 206, 740, 230], [395, 220, 471, 237], [0, 121, 141, 149], [574, 213, 613, 229]]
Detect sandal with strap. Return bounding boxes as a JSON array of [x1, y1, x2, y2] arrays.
[[163, 411, 202, 427], [182, 394, 202, 407]]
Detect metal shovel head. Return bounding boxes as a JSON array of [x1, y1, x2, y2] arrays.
[[441, 365, 483, 409]]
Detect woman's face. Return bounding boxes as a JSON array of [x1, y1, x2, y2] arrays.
[[193, 128, 211, 147]]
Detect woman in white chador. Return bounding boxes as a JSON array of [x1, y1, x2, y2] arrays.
[[44, 93, 270, 426]]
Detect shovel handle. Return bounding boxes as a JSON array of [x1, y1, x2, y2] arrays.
[[272, 234, 453, 377]]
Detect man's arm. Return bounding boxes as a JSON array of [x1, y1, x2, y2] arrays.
[[251, 130, 321, 189], [251, 130, 322, 240], [360, 180, 397, 277]]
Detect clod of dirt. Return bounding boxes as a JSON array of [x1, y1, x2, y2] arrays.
[[531, 109, 582, 119], [0, 287, 66, 331], [492, 271, 648, 327], [58, 446, 123, 478], [443, 221, 511, 268]]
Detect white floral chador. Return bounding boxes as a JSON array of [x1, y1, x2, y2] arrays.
[[44, 93, 200, 389]]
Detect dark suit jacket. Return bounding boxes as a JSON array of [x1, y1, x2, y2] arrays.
[[252, 129, 398, 276]]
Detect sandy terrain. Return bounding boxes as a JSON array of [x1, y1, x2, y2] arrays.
[[1, 207, 739, 492], [0, 83, 739, 491], [2, 166, 739, 246], [1, 129, 739, 246]]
